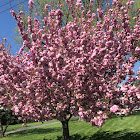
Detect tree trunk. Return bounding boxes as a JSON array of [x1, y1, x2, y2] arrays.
[[61, 120, 70, 140], [1, 124, 4, 137], [3, 121, 10, 136], [0, 121, 10, 137], [0, 121, 4, 138], [1, 131, 4, 138]]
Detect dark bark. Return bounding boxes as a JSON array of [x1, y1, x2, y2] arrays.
[[0, 131, 4, 138], [3, 121, 10, 136], [61, 120, 70, 140], [0, 120, 10, 137], [0, 121, 4, 137]]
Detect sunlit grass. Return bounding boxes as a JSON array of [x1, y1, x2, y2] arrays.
[[5, 119, 57, 132], [1, 112, 140, 140]]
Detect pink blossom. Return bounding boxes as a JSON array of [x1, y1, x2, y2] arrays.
[[110, 105, 119, 113], [19, 11, 23, 15], [13, 106, 19, 114], [28, 0, 34, 7], [97, 8, 103, 19], [136, 93, 140, 99], [120, 109, 128, 114], [18, 117, 22, 120], [45, 4, 50, 9], [97, 111, 103, 115], [55, 9, 63, 16], [106, 41, 113, 47], [137, 70, 140, 75], [135, 47, 140, 54], [91, 117, 104, 127], [121, 85, 128, 92], [102, 114, 108, 119], [22, 123, 27, 127]]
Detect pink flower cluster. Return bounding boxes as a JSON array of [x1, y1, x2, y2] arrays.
[[110, 105, 119, 113], [28, 0, 34, 7]]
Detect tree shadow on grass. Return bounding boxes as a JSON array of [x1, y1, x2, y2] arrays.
[[90, 130, 140, 140], [55, 130, 140, 140], [7, 127, 140, 140], [8, 128, 61, 136]]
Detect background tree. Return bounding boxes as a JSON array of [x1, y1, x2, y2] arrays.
[[0, 108, 13, 137]]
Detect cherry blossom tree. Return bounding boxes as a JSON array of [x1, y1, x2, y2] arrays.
[[5, 0, 140, 139], [0, 41, 14, 137]]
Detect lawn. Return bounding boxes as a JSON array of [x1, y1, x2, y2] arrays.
[[5, 119, 57, 132], [1, 112, 140, 140]]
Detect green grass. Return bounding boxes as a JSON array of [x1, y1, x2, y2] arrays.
[[5, 119, 57, 132], [1, 113, 140, 140]]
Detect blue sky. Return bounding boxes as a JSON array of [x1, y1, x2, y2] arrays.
[[0, 0, 28, 54], [0, 0, 139, 77]]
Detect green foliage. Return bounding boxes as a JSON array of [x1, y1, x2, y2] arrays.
[[0, 108, 12, 125], [0, 108, 23, 137], [0, 108, 22, 125], [0, 108, 12, 137], [132, 79, 140, 87]]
